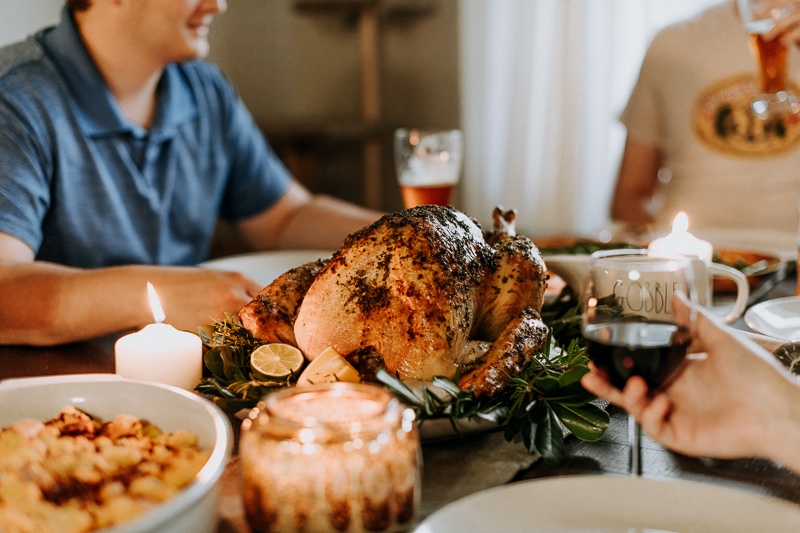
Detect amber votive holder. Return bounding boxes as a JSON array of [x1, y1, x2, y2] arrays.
[[239, 382, 421, 533]]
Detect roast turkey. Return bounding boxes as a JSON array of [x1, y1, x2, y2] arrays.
[[238, 205, 549, 399]]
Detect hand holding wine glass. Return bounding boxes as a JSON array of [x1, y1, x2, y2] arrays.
[[580, 249, 698, 476], [582, 292, 800, 476]]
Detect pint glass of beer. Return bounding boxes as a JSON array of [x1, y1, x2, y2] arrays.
[[394, 128, 463, 209], [738, 0, 800, 117]]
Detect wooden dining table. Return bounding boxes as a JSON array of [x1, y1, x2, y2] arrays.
[[3, 264, 800, 531]]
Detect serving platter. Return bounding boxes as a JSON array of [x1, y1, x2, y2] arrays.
[[692, 227, 796, 263], [745, 296, 800, 341], [712, 248, 783, 293], [413, 475, 800, 532]]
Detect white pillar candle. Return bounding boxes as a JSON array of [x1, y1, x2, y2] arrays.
[[114, 283, 202, 391], [648, 212, 713, 261]]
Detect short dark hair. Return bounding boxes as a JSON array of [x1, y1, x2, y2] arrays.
[[66, 0, 91, 11]]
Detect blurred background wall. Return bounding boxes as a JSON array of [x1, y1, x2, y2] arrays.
[[208, 0, 461, 213], [0, 0, 60, 41]]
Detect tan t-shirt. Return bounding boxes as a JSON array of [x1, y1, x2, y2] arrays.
[[621, 0, 800, 251]]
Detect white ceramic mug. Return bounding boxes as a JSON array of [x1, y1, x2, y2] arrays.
[[545, 253, 749, 324]]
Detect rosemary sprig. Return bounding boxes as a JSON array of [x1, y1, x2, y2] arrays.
[[196, 314, 291, 411]]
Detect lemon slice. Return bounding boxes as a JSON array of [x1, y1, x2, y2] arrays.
[[250, 343, 305, 380], [297, 347, 360, 385]]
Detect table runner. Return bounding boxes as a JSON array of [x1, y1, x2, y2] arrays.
[[215, 428, 541, 532], [419, 429, 541, 519]]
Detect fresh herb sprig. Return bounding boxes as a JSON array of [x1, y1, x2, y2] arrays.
[[376, 327, 609, 465], [539, 286, 582, 341], [195, 314, 290, 413], [537, 240, 637, 256], [503, 334, 608, 462]]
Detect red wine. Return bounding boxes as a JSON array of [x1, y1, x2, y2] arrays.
[[583, 320, 690, 390]]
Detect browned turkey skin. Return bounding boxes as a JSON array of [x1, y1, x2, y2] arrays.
[[239, 205, 549, 399], [238, 259, 328, 346], [458, 307, 548, 398]]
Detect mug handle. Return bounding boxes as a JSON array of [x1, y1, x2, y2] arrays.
[[708, 263, 750, 324]]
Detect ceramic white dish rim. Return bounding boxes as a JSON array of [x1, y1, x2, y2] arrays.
[[412, 474, 800, 532], [200, 249, 334, 286], [744, 296, 800, 341], [0, 373, 233, 533]]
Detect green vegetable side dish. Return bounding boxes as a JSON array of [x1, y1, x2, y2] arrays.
[[711, 252, 779, 277], [195, 289, 608, 466], [536, 239, 637, 256]]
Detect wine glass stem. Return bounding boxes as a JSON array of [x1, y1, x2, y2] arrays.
[[628, 414, 642, 477]]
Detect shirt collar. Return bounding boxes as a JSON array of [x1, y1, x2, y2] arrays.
[[39, 8, 198, 141]]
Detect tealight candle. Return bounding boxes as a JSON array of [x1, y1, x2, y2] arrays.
[[114, 282, 202, 391], [648, 212, 713, 262]]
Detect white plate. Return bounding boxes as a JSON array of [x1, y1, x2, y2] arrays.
[[744, 296, 800, 341], [200, 250, 334, 286], [413, 475, 800, 532]]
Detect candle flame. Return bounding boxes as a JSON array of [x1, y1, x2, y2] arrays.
[[147, 282, 166, 324], [671, 212, 689, 234]]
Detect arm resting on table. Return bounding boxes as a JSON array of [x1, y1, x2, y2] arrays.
[[0, 233, 262, 346]]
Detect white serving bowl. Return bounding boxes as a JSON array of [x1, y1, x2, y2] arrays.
[[0, 373, 233, 533]]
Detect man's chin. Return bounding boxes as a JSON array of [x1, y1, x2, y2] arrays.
[[194, 41, 211, 59], [175, 42, 210, 62]]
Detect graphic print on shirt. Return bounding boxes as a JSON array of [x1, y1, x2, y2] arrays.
[[694, 74, 800, 156]]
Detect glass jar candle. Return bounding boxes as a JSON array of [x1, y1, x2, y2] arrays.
[[239, 382, 421, 533]]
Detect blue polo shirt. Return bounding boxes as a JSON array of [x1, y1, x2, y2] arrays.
[[0, 9, 292, 267]]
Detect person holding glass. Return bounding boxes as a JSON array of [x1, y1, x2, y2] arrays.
[[610, 0, 800, 251], [582, 292, 800, 477], [0, 0, 382, 346]]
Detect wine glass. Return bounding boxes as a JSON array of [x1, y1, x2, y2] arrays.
[[394, 128, 464, 209], [580, 249, 697, 476], [738, 0, 800, 118]]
